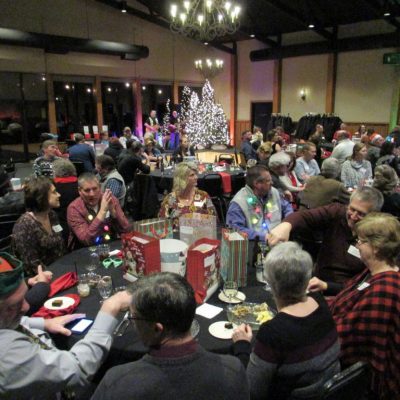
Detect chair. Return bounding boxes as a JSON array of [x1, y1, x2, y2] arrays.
[[238, 152, 247, 168], [0, 213, 20, 241], [0, 235, 12, 252], [318, 361, 371, 400], [71, 161, 85, 177], [218, 154, 235, 165], [223, 173, 246, 208], [198, 174, 226, 224]]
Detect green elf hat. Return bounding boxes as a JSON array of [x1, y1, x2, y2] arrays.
[[0, 253, 24, 297]]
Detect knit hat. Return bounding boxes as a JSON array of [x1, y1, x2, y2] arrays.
[[371, 134, 383, 145], [0, 253, 24, 297]]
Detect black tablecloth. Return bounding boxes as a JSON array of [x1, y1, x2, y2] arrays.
[[150, 166, 245, 194], [48, 240, 274, 375]]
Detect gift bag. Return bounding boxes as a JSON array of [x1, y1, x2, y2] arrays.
[[220, 229, 249, 287], [186, 238, 220, 304], [179, 213, 217, 246], [121, 231, 161, 282], [133, 218, 173, 240]]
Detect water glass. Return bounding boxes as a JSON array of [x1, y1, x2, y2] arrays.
[[223, 281, 238, 301], [97, 276, 113, 301], [86, 247, 99, 273], [97, 244, 110, 262], [77, 274, 91, 297]]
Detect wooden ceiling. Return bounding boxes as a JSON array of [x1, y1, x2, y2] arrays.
[[95, 0, 400, 57]]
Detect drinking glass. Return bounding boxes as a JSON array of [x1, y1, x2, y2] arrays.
[[97, 244, 110, 262], [97, 276, 113, 301], [86, 247, 99, 273], [223, 281, 238, 302], [77, 274, 91, 297], [258, 242, 272, 292]]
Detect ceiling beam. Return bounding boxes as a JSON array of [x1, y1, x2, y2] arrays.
[[363, 0, 400, 30], [263, 0, 334, 41], [250, 30, 400, 61], [95, 0, 235, 54]]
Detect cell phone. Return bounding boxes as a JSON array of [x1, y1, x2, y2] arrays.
[[68, 318, 94, 334]]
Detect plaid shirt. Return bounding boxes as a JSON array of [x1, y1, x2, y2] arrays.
[[330, 269, 400, 399]]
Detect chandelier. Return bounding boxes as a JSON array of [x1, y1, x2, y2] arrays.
[[170, 1, 241, 42], [194, 58, 224, 78]]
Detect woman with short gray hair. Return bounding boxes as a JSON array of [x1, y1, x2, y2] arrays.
[[373, 164, 400, 218], [232, 242, 340, 399]]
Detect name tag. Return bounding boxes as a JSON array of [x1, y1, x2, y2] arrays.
[[360, 168, 366, 175], [194, 201, 205, 208], [105, 211, 110, 219], [52, 224, 63, 233], [357, 282, 370, 291], [348, 245, 361, 259]]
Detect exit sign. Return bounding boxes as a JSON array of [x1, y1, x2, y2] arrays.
[[383, 53, 400, 65]]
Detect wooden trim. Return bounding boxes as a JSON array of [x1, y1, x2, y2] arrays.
[[230, 43, 238, 146], [326, 53, 337, 113], [94, 76, 103, 131], [46, 74, 57, 134], [234, 120, 251, 148], [133, 78, 143, 138], [172, 81, 179, 105], [273, 59, 282, 113]]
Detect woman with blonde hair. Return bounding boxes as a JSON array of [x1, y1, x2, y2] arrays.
[[159, 162, 216, 227]]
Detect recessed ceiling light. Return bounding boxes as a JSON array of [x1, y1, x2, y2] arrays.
[[204, 42, 208, 45], [250, 34, 255, 38], [142, 86, 146, 90], [384, 12, 391, 17], [308, 24, 315, 29], [158, 89, 162, 94], [120, 1, 127, 13], [65, 84, 70, 90], [125, 82, 130, 87], [107, 87, 112, 92]]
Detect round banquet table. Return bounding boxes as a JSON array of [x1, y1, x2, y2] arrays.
[[48, 240, 274, 380], [150, 164, 246, 194]]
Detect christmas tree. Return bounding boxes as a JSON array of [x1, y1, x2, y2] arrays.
[[184, 80, 229, 147], [162, 98, 171, 137], [180, 86, 192, 125]]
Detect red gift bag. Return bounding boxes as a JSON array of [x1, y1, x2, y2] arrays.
[[186, 238, 221, 304], [121, 231, 161, 282]]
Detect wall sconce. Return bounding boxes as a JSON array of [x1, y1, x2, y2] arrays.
[[300, 89, 306, 101]]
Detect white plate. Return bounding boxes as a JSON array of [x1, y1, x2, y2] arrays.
[[218, 290, 246, 304], [208, 321, 234, 340], [44, 296, 76, 310]]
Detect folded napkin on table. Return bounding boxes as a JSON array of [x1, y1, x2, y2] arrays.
[[218, 172, 232, 194], [48, 272, 78, 297], [32, 294, 81, 319]]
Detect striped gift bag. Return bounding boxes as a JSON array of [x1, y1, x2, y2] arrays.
[[220, 229, 248, 287], [132, 218, 173, 240]]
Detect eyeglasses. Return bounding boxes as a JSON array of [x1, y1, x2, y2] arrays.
[[356, 238, 368, 245], [348, 206, 367, 218], [127, 315, 153, 323]]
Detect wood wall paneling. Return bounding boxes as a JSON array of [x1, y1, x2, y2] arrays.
[[234, 120, 251, 148], [94, 76, 103, 131], [273, 59, 282, 113], [46, 74, 57, 134], [326, 53, 337, 113]]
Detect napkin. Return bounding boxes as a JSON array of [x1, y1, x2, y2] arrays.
[[32, 294, 81, 319], [196, 303, 223, 319], [218, 172, 232, 194], [48, 272, 78, 298]]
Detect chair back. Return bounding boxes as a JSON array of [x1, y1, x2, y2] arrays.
[[238, 152, 247, 168], [318, 361, 370, 400], [71, 161, 85, 177], [230, 173, 246, 196], [199, 174, 223, 198], [218, 154, 235, 165], [0, 235, 12, 252], [0, 213, 20, 240]]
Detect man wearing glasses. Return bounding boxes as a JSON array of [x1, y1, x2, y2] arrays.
[[92, 273, 249, 400], [267, 187, 384, 284]]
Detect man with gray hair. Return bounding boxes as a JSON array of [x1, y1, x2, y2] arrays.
[[92, 272, 249, 400], [268, 186, 384, 283], [331, 131, 354, 164], [226, 165, 293, 241], [67, 173, 130, 248], [298, 157, 350, 209]]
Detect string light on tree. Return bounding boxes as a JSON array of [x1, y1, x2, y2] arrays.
[[180, 86, 192, 123], [162, 98, 171, 137]]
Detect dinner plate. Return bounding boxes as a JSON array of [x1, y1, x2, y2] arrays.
[[218, 290, 246, 304], [208, 321, 234, 340], [44, 296, 75, 310]]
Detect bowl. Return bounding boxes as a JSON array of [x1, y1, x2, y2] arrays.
[[226, 302, 275, 331]]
